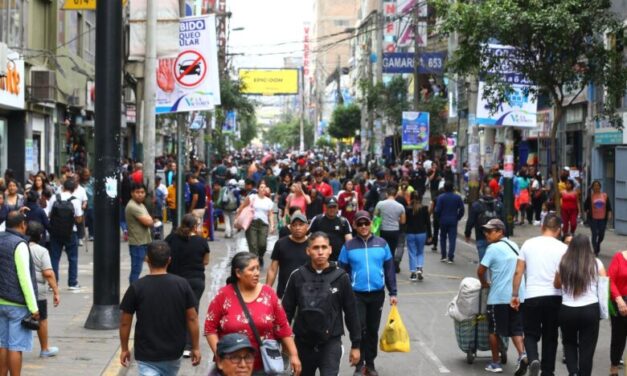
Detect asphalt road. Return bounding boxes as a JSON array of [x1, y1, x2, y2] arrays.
[[172, 231, 615, 376]]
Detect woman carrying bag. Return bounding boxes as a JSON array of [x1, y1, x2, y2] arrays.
[[204, 252, 301, 376], [236, 182, 275, 267]]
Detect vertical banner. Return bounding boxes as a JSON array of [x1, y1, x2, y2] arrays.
[[401, 111, 429, 150], [383, 1, 397, 53], [156, 15, 221, 113], [223, 111, 236, 133]]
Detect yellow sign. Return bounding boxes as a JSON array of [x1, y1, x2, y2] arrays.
[[63, 0, 127, 10], [239, 69, 299, 96]]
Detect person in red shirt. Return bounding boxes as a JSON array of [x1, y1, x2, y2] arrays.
[[312, 168, 333, 198], [204, 252, 301, 375], [489, 173, 501, 199], [608, 250, 627, 376], [338, 180, 363, 226], [130, 162, 144, 185], [560, 179, 581, 235]]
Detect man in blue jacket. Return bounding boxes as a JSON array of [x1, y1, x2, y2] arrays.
[[339, 210, 397, 376], [435, 180, 465, 263]]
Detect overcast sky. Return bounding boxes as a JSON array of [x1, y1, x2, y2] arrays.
[[227, 0, 311, 69]]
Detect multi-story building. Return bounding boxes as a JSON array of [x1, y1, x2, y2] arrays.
[[310, 0, 359, 137], [0, 1, 97, 183]]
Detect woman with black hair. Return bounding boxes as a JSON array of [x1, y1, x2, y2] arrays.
[[25, 190, 50, 245], [584, 180, 612, 256], [554, 234, 606, 376], [204, 252, 301, 376], [166, 213, 210, 357]]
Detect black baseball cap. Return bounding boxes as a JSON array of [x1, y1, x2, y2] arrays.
[[354, 210, 371, 223], [216, 333, 255, 357], [326, 197, 338, 207]]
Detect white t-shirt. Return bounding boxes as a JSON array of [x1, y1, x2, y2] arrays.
[[47, 191, 84, 232], [519, 235, 567, 299], [561, 258, 604, 307], [251, 194, 274, 225]]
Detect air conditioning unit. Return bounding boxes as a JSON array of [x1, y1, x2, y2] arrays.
[[67, 95, 80, 107], [29, 70, 56, 102]]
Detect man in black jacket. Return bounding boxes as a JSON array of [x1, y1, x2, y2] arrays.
[[464, 186, 504, 261], [282, 232, 361, 376]]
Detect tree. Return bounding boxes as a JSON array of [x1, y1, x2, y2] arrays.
[[435, 0, 627, 209], [214, 79, 258, 155], [328, 104, 361, 139], [264, 114, 314, 150]]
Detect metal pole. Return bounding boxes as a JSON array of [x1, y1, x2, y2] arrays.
[[300, 67, 305, 152], [413, 8, 420, 111], [504, 127, 515, 236], [143, 0, 157, 200], [176, 114, 186, 228], [85, 0, 122, 330]]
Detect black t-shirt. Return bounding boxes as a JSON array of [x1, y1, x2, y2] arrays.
[[120, 274, 197, 362], [190, 181, 206, 209], [271, 236, 309, 298], [308, 215, 352, 261], [165, 233, 210, 280], [429, 171, 441, 192]]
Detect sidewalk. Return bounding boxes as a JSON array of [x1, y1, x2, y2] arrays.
[[457, 216, 625, 265], [18, 224, 233, 376]]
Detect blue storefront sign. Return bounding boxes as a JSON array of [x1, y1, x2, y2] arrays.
[[382, 52, 446, 74]]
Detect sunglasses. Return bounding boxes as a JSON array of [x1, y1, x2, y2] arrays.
[[223, 353, 255, 364], [356, 221, 371, 228]]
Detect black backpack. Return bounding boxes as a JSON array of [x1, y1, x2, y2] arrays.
[[297, 267, 345, 344], [49, 194, 76, 240], [477, 198, 499, 227]]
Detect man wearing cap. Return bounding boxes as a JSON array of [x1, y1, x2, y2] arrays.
[[266, 211, 310, 299], [308, 197, 352, 262], [477, 219, 528, 374], [208, 333, 255, 376], [312, 168, 333, 199], [339, 210, 397, 376]]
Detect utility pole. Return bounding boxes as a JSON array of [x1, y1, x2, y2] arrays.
[[373, 0, 384, 163], [85, 0, 122, 330], [176, 0, 187, 228], [413, 7, 420, 111], [336, 55, 343, 106], [299, 67, 305, 152], [143, 0, 157, 200]]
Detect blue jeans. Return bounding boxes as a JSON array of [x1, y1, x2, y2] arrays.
[[476, 239, 488, 261], [439, 223, 458, 261], [85, 208, 95, 238], [129, 244, 148, 284], [137, 359, 181, 376], [590, 219, 607, 255], [0, 305, 33, 352], [50, 232, 79, 287], [406, 233, 427, 272]]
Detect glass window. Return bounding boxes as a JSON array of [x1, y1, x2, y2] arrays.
[[84, 11, 95, 64], [67, 12, 79, 55], [0, 0, 23, 48]]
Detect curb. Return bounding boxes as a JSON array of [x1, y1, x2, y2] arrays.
[[101, 340, 133, 376]]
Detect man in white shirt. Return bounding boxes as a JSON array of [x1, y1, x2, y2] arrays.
[[47, 179, 84, 290], [511, 214, 566, 376]]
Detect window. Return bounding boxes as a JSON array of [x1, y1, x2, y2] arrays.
[[0, 0, 24, 48], [333, 19, 350, 28], [83, 11, 95, 64], [67, 12, 79, 55], [57, 2, 65, 47]]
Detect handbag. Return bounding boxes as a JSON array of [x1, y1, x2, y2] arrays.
[[233, 284, 285, 375], [234, 197, 255, 231], [598, 276, 610, 320]]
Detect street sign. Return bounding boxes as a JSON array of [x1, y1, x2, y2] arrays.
[[156, 15, 221, 113], [63, 0, 127, 10], [382, 52, 446, 74], [174, 51, 207, 88]]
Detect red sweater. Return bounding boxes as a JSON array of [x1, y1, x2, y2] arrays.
[[204, 284, 292, 371], [608, 251, 627, 301]]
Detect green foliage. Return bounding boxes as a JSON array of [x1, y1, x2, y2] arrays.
[[315, 137, 336, 150], [328, 104, 361, 139], [263, 114, 314, 150], [214, 79, 258, 154], [434, 0, 627, 124], [383, 76, 410, 130]]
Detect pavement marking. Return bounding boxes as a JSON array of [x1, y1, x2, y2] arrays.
[[415, 337, 451, 373], [101, 339, 133, 376]]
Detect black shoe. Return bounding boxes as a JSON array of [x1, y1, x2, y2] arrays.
[[395, 263, 401, 274], [417, 269, 424, 281], [353, 365, 364, 376], [365, 365, 379, 376]]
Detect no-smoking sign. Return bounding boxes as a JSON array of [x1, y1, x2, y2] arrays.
[[174, 50, 207, 88]]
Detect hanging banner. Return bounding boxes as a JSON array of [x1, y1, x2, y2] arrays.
[[477, 44, 537, 128], [156, 15, 221, 114], [223, 111, 236, 133], [0, 51, 24, 110], [401, 111, 429, 150]]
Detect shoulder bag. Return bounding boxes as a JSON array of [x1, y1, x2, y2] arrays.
[[233, 284, 285, 375], [234, 196, 255, 231]]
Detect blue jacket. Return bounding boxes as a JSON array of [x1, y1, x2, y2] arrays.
[[338, 235, 397, 296], [435, 191, 465, 226]]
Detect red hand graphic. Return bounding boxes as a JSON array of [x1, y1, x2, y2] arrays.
[[157, 58, 175, 93]]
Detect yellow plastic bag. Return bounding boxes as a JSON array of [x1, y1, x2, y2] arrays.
[[379, 305, 410, 352]]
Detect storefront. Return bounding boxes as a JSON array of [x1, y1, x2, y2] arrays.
[[0, 49, 26, 182]]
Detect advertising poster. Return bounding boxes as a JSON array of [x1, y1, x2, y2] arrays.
[[156, 15, 221, 114], [0, 51, 24, 110], [401, 111, 429, 151], [238, 69, 299, 96], [223, 111, 236, 133]]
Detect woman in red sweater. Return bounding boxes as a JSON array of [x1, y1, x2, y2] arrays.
[[205, 252, 301, 375], [337, 180, 363, 226], [608, 251, 627, 376]]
